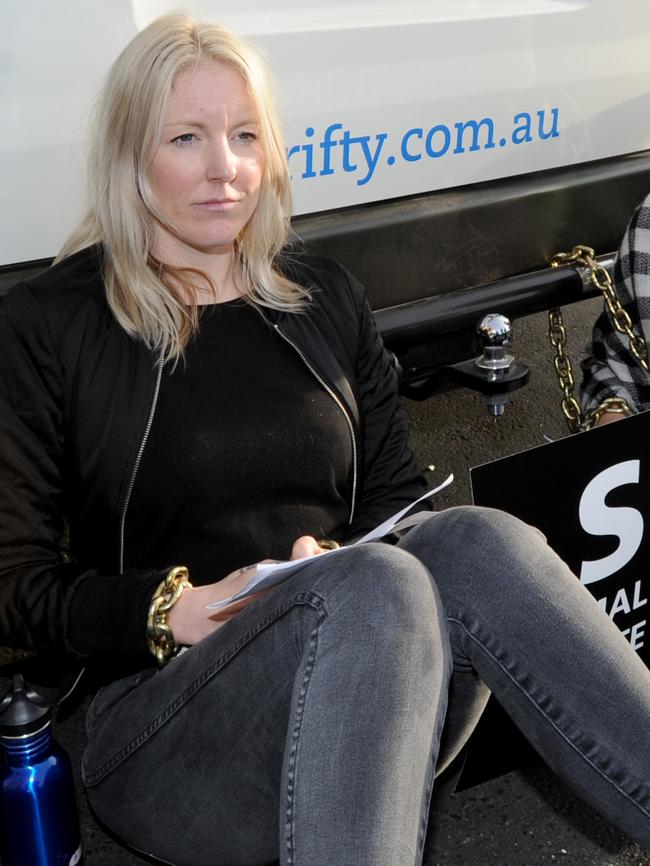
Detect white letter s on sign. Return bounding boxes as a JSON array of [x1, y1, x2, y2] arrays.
[[579, 460, 643, 585]]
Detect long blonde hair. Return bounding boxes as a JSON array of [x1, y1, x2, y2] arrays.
[[58, 12, 306, 361]]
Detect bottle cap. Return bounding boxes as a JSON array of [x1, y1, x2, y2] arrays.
[[0, 674, 51, 736]]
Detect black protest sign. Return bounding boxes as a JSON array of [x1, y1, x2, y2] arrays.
[[457, 410, 650, 788], [470, 410, 650, 664]]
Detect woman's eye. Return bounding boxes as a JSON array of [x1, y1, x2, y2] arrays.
[[171, 133, 197, 146], [236, 131, 258, 143]]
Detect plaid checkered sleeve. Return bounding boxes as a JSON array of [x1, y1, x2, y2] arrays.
[[580, 193, 650, 415]]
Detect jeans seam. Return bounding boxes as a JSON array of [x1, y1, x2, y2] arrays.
[[416, 731, 440, 865], [283, 608, 326, 866], [84, 591, 326, 787], [448, 615, 650, 821]]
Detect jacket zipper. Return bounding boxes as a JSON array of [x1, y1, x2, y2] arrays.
[[273, 323, 358, 525], [118, 355, 165, 573], [58, 356, 164, 712]]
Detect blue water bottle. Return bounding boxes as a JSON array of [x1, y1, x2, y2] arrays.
[[0, 674, 82, 865]]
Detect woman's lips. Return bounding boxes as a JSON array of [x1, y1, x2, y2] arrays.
[[193, 199, 240, 211]]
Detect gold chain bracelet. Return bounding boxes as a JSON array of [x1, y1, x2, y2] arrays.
[[146, 566, 192, 666]]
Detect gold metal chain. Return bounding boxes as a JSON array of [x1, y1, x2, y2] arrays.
[[146, 566, 192, 666], [547, 306, 583, 432], [548, 244, 649, 433]]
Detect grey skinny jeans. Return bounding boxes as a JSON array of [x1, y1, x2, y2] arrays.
[[82, 507, 650, 865]]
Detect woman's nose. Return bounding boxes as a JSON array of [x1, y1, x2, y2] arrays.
[[206, 138, 237, 183]]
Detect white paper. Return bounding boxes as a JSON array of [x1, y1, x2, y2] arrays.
[[207, 473, 453, 610]]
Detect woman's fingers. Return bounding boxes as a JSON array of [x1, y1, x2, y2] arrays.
[[291, 535, 329, 559]]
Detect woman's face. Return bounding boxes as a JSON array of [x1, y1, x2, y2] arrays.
[[149, 61, 264, 264]]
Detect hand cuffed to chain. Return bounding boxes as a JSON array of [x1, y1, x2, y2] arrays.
[[586, 396, 633, 430]]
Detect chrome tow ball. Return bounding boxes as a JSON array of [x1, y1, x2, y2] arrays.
[[445, 313, 530, 417]]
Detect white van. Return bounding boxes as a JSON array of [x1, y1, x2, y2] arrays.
[[2, 0, 649, 375]]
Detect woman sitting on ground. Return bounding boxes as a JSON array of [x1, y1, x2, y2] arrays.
[[0, 12, 649, 865]]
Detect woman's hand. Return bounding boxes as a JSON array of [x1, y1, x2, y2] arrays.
[[167, 564, 262, 647], [168, 537, 334, 647], [290, 535, 335, 559]]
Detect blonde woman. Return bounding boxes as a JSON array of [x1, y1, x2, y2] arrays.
[[1, 13, 649, 865]]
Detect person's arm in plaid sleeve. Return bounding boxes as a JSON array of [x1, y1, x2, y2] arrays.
[[580, 194, 650, 423]]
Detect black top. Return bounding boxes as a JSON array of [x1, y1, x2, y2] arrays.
[[125, 299, 353, 583], [0, 246, 424, 658]]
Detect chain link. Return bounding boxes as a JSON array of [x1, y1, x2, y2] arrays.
[[548, 244, 648, 433], [548, 307, 583, 431], [146, 566, 192, 666]]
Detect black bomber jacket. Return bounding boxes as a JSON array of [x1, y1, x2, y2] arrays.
[[0, 245, 426, 661]]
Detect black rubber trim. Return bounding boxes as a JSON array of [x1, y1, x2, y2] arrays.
[[293, 150, 650, 311]]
